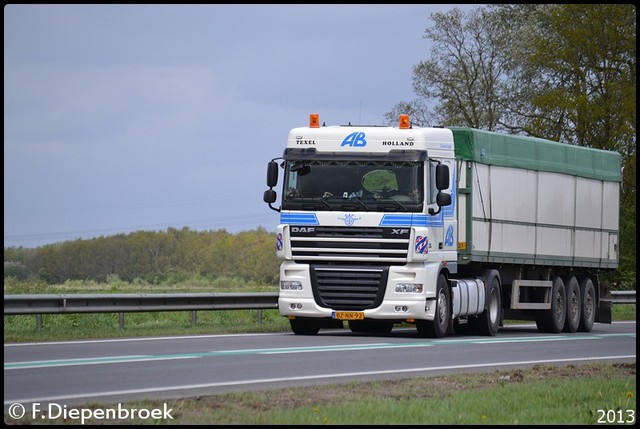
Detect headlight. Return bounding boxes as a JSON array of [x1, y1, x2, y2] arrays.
[[281, 281, 303, 290], [395, 283, 423, 293]]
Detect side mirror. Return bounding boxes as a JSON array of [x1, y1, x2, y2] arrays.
[[264, 159, 281, 212], [429, 163, 452, 216], [435, 163, 449, 190], [436, 192, 451, 207], [267, 161, 279, 188], [263, 189, 277, 204]]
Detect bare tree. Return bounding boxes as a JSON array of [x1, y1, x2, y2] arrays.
[[386, 7, 510, 130]]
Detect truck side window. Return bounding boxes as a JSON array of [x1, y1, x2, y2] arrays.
[[428, 160, 439, 205]]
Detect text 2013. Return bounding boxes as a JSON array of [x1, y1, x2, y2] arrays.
[[597, 409, 635, 424]]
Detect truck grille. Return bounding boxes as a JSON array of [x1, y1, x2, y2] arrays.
[[289, 226, 409, 265], [310, 266, 389, 311]]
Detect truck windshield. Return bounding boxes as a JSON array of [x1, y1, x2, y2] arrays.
[[282, 160, 423, 212]]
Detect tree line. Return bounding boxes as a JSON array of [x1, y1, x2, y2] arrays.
[[4, 227, 280, 285]]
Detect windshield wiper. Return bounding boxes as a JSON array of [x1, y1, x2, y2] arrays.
[[376, 198, 408, 212], [340, 198, 372, 211], [301, 198, 334, 211]]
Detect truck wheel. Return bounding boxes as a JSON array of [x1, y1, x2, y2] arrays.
[[578, 277, 596, 332], [289, 319, 320, 335], [535, 276, 566, 333], [470, 270, 501, 336], [416, 274, 450, 338], [563, 276, 581, 333]]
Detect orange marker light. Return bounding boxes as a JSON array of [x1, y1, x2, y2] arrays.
[[309, 113, 320, 128], [399, 114, 410, 129]]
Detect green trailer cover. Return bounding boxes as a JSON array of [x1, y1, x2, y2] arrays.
[[450, 127, 621, 182]]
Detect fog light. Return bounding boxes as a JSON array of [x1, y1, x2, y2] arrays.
[[396, 283, 423, 293], [281, 281, 303, 290]]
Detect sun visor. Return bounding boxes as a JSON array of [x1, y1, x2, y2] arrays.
[[283, 148, 427, 162]]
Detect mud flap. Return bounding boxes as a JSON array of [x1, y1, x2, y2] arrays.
[[595, 299, 612, 323], [595, 280, 612, 324]]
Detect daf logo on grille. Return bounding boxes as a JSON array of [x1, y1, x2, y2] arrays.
[[291, 227, 315, 233]]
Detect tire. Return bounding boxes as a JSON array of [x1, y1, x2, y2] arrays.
[[289, 319, 320, 335], [563, 276, 581, 333], [578, 277, 596, 332], [348, 320, 394, 335], [469, 270, 501, 336], [535, 276, 566, 333], [416, 274, 450, 338]]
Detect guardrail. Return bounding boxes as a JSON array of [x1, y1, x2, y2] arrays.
[[609, 290, 636, 304], [3, 290, 634, 332], [3, 293, 279, 331]]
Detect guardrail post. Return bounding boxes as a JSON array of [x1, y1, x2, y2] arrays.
[[257, 309, 263, 324], [119, 312, 125, 330], [36, 314, 42, 332], [191, 311, 197, 326]]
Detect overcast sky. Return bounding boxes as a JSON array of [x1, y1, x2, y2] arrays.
[[4, 4, 479, 248]]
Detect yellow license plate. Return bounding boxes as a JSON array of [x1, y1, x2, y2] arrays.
[[333, 311, 365, 320]]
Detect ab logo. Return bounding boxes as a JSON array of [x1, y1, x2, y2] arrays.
[[341, 132, 367, 147], [445, 225, 454, 247]]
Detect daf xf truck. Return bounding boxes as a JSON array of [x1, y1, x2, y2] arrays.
[[263, 114, 620, 337]]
